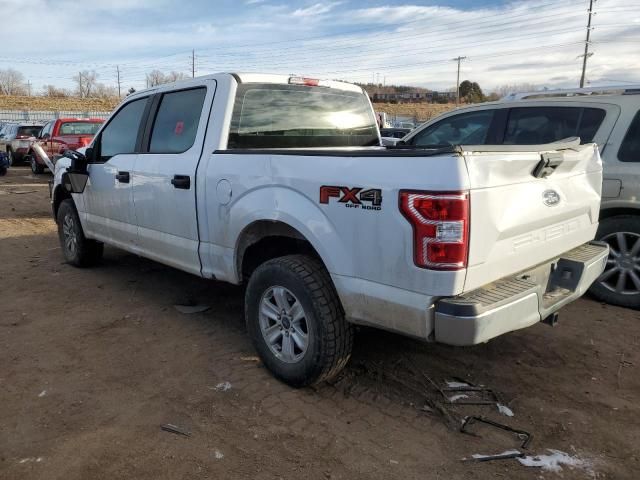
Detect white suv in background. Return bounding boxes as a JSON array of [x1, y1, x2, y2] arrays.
[[399, 85, 640, 308]]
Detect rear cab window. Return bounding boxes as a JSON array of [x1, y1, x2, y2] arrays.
[[228, 83, 378, 149], [618, 110, 640, 162], [59, 122, 102, 135]]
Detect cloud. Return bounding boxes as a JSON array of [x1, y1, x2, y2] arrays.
[[292, 2, 341, 18], [0, 0, 637, 93]]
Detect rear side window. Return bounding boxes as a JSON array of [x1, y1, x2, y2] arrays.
[[17, 126, 42, 137], [100, 97, 147, 160], [619, 110, 640, 162], [410, 110, 494, 146], [149, 88, 206, 154], [228, 84, 378, 149], [504, 107, 605, 145]]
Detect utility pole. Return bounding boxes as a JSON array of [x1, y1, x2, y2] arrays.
[[26, 80, 31, 97], [78, 71, 83, 98], [116, 65, 121, 97], [192, 49, 195, 78], [579, 0, 595, 88], [452, 56, 467, 107]]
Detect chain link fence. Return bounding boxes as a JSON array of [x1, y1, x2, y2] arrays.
[[0, 110, 111, 122]]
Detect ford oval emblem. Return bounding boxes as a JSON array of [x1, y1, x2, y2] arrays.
[[543, 189, 561, 207]]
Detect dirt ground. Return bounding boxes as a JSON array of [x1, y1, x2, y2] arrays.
[[1, 166, 638, 480]]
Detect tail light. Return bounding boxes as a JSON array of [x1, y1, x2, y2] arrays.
[[399, 190, 470, 270], [15, 134, 30, 139], [289, 76, 321, 87]]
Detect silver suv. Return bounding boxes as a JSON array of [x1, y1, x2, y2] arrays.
[[400, 85, 640, 308]]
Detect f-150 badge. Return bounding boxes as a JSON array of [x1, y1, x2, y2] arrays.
[[320, 186, 382, 210]]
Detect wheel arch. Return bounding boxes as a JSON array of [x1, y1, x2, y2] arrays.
[[52, 184, 72, 222], [599, 207, 640, 221], [235, 220, 325, 281]]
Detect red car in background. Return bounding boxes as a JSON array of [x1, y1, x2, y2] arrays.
[[29, 118, 103, 173]]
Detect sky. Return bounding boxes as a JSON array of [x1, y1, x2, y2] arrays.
[[0, 0, 638, 94]]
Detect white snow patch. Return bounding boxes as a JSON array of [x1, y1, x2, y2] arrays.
[[214, 449, 224, 459], [18, 457, 42, 464], [517, 449, 593, 474], [471, 449, 521, 460], [497, 403, 514, 417], [446, 381, 471, 388], [38, 390, 47, 398], [448, 394, 469, 402], [214, 382, 232, 392]]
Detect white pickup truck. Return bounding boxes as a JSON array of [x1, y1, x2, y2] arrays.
[[51, 73, 608, 387]]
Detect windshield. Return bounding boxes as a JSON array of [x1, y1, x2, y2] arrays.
[[17, 126, 42, 137], [228, 83, 379, 149], [59, 121, 103, 135]]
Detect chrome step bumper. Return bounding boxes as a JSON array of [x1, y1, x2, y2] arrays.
[[434, 242, 609, 346]]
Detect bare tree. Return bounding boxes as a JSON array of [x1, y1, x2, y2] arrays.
[[146, 70, 188, 87], [73, 70, 98, 98], [165, 71, 188, 83], [93, 83, 118, 99], [492, 83, 541, 99], [42, 84, 70, 97], [0, 69, 27, 95], [146, 69, 166, 87]]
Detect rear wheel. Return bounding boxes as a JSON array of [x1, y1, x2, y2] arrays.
[[590, 215, 640, 308], [57, 199, 103, 267], [7, 149, 14, 166], [245, 255, 353, 387], [29, 155, 44, 174]]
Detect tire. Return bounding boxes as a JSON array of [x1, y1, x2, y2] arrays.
[[0, 167, 6, 176], [29, 155, 44, 174], [589, 215, 640, 308], [56, 199, 103, 267], [245, 254, 353, 387], [7, 149, 14, 166]]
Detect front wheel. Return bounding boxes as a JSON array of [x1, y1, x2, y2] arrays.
[[589, 215, 640, 308], [57, 199, 103, 267], [245, 255, 353, 387], [29, 155, 44, 174]]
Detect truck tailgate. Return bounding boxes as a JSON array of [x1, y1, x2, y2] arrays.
[[463, 142, 602, 292]]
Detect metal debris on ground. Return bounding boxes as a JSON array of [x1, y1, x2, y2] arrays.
[[464, 449, 525, 463], [160, 423, 191, 437], [461, 416, 532, 449], [173, 304, 211, 314]]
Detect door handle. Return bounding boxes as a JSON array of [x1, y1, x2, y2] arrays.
[[115, 171, 130, 183], [171, 175, 191, 189]]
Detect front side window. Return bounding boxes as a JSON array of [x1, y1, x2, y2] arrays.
[[228, 83, 379, 149], [619, 110, 640, 162], [100, 97, 147, 160], [410, 110, 494, 146], [149, 88, 206, 154]]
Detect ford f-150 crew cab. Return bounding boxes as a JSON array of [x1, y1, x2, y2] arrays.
[[51, 73, 609, 387]]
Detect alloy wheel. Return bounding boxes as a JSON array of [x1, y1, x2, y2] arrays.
[[62, 213, 78, 257], [597, 231, 640, 295], [259, 286, 309, 363]]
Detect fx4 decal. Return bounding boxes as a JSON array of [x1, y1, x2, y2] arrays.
[[319, 186, 382, 211]]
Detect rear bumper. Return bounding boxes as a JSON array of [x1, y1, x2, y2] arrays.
[[434, 242, 609, 346]]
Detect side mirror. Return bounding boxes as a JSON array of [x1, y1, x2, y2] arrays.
[[62, 150, 89, 194], [84, 147, 94, 163]]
